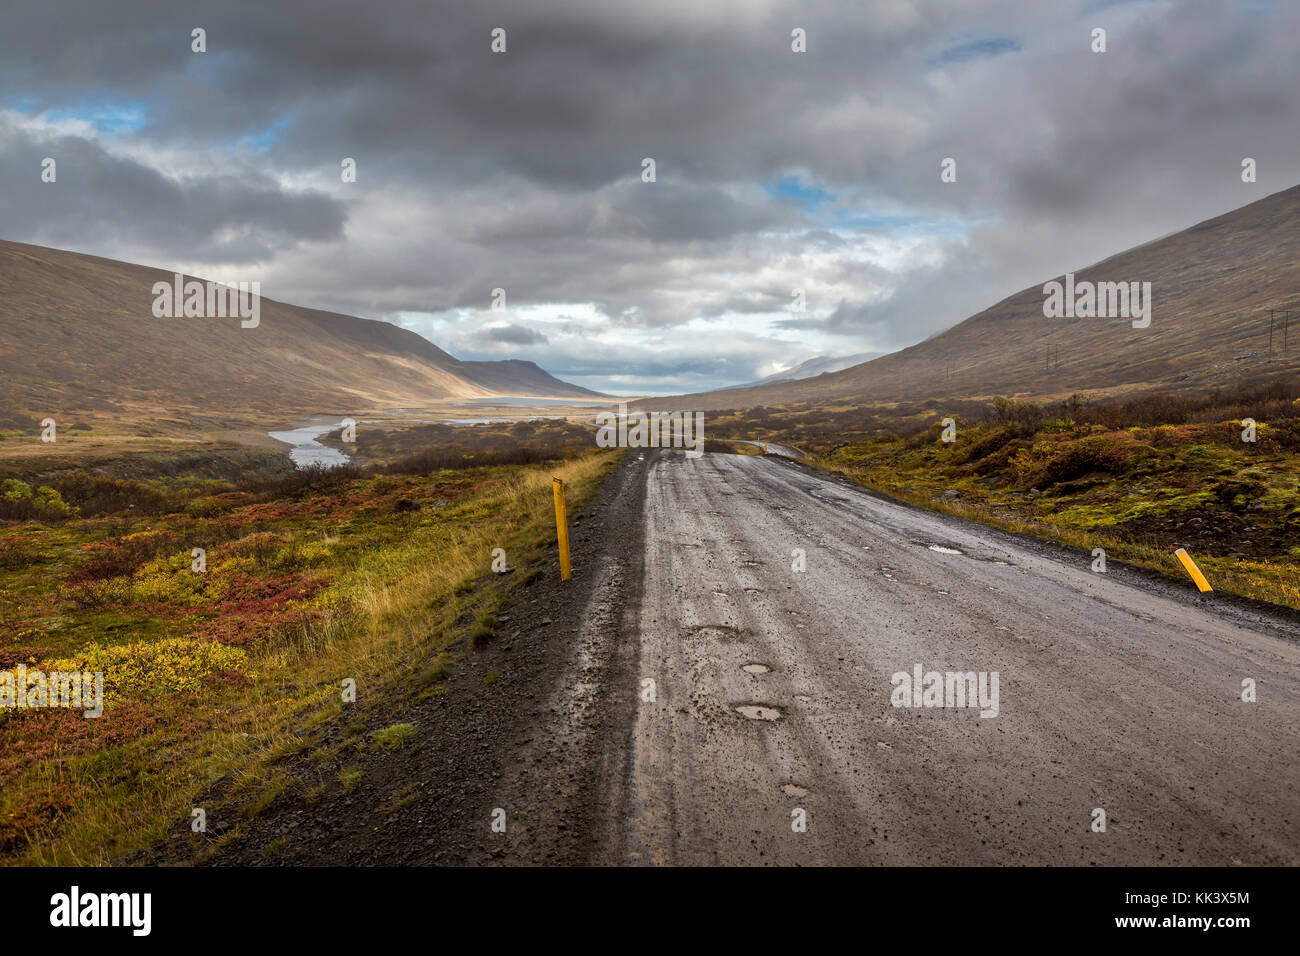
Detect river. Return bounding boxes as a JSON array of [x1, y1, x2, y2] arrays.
[[266, 403, 611, 470], [266, 422, 352, 469]]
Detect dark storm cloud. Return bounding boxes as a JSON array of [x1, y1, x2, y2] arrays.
[[0, 115, 345, 261], [775, 299, 875, 334], [1, 0, 1299, 389]]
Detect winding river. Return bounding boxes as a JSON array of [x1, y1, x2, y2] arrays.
[[267, 400, 617, 470], [266, 422, 352, 469]]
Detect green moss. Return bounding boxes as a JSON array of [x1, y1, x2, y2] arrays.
[[371, 722, 417, 750], [338, 766, 363, 794], [814, 415, 1300, 609]]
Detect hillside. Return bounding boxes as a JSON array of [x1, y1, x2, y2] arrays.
[[0, 240, 601, 430], [744, 351, 885, 387], [650, 185, 1300, 411]]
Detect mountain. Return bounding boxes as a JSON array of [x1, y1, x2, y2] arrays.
[[0, 240, 603, 427], [744, 352, 885, 387], [644, 185, 1300, 411]]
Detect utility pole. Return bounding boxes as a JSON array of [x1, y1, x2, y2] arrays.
[[1268, 309, 1294, 353]]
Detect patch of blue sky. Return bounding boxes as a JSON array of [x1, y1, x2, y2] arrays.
[[44, 96, 151, 134], [762, 175, 973, 239], [831, 209, 926, 231], [239, 115, 293, 152], [763, 175, 834, 210], [797, 200, 972, 239], [1078, 0, 1170, 14], [933, 36, 1020, 65], [2, 93, 40, 113]]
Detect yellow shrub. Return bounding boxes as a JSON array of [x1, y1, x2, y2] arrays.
[[132, 552, 210, 605], [286, 540, 335, 567], [61, 576, 135, 608], [42, 637, 252, 704]]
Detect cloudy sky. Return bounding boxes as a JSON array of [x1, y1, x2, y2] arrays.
[[2, 0, 1297, 395]]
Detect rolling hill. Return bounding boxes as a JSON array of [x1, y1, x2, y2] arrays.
[[648, 184, 1300, 412], [0, 240, 602, 430]]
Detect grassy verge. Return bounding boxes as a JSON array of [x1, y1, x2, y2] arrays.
[[0, 448, 619, 864], [808, 414, 1300, 610]]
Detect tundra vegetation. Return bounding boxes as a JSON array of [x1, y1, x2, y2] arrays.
[[711, 381, 1300, 610], [0, 429, 618, 864]]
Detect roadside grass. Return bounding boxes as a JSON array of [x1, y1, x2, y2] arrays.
[[338, 767, 363, 794], [703, 439, 761, 456], [812, 416, 1300, 610], [0, 448, 619, 864], [371, 723, 416, 750]]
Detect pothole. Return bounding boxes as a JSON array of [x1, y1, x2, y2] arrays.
[[735, 704, 782, 721], [782, 784, 809, 797], [684, 624, 744, 643], [741, 663, 770, 674], [928, 544, 963, 555]]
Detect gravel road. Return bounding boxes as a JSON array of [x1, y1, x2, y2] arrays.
[[203, 447, 1300, 866], [733, 439, 803, 457], [568, 449, 1300, 864]]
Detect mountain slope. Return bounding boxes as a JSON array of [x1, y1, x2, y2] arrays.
[[650, 185, 1300, 411], [456, 359, 605, 399], [0, 240, 601, 426], [745, 352, 885, 387]]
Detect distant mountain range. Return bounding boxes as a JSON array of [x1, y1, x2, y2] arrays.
[[0, 240, 602, 427], [643, 184, 1300, 411], [743, 352, 885, 387]]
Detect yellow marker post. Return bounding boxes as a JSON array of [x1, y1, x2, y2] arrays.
[[764, 442, 768, 455], [552, 477, 571, 581], [1174, 548, 1212, 593]]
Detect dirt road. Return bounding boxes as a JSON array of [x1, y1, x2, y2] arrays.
[[505, 448, 1300, 865], [734, 439, 804, 457], [209, 447, 1300, 866]]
